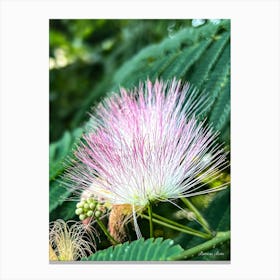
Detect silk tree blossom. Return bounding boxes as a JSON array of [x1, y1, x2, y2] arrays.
[[49, 219, 97, 261], [64, 79, 229, 238]]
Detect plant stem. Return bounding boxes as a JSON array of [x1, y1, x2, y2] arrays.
[[95, 217, 119, 245], [141, 214, 211, 239], [169, 231, 230, 260], [181, 197, 212, 235], [152, 213, 211, 239], [147, 203, 154, 238]]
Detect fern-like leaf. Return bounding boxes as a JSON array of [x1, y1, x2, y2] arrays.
[[83, 238, 183, 261]]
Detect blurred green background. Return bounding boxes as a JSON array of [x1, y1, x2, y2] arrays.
[[50, 19, 193, 142]]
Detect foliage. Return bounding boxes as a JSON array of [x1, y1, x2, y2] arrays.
[[50, 19, 230, 261], [49, 128, 83, 219], [49, 128, 83, 180], [174, 188, 230, 260], [83, 238, 184, 261], [50, 19, 192, 142]]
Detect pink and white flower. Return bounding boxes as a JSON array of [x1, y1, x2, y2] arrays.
[[64, 79, 229, 233]]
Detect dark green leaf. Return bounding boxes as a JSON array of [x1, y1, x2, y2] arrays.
[[49, 128, 83, 217], [83, 238, 183, 261], [49, 128, 83, 180], [174, 188, 230, 260], [111, 20, 230, 92]]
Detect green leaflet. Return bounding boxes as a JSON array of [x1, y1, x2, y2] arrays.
[[49, 179, 77, 221], [83, 237, 184, 261], [161, 38, 212, 80], [49, 180, 70, 213], [108, 20, 230, 143], [111, 20, 230, 91], [201, 42, 230, 135], [174, 188, 230, 260], [209, 77, 230, 131], [188, 31, 230, 89], [49, 128, 83, 217], [202, 187, 230, 232], [49, 128, 83, 180], [49, 131, 72, 180]]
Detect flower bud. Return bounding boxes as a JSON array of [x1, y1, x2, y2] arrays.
[[79, 214, 86, 221], [96, 204, 103, 211], [89, 203, 96, 210], [87, 210, 93, 217], [94, 210, 101, 218], [76, 202, 82, 208], [75, 208, 83, 215]]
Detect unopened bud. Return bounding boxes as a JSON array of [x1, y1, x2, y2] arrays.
[[89, 203, 96, 210], [96, 204, 102, 211], [76, 202, 82, 208], [79, 214, 86, 221], [95, 210, 101, 218], [87, 210, 93, 217], [75, 208, 83, 215]]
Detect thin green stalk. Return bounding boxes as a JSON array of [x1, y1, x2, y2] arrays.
[[169, 231, 230, 260], [181, 197, 212, 235], [141, 214, 211, 239], [147, 203, 154, 238], [95, 217, 119, 245], [152, 213, 211, 239]]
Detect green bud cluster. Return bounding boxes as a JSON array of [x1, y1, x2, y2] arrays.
[[75, 196, 105, 221]]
